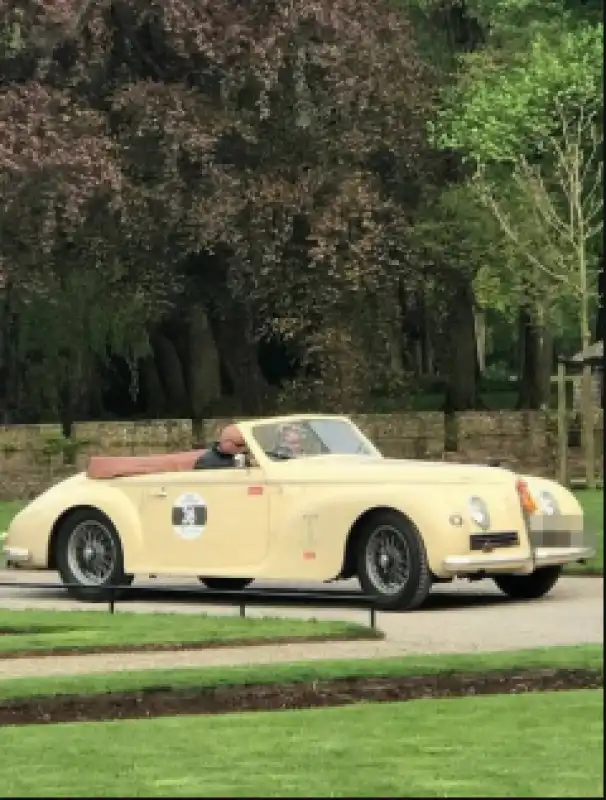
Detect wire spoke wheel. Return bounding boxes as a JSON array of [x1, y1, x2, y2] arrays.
[[66, 520, 117, 586], [365, 524, 411, 595]]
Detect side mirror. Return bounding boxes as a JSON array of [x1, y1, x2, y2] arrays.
[[234, 453, 246, 469]]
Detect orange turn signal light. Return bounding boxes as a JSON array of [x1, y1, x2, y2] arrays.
[[516, 478, 538, 514]]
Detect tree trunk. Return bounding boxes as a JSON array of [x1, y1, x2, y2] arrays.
[[85, 358, 105, 419], [442, 277, 479, 412], [412, 338, 423, 376], [0, 281, 18, 423], [595, 254, 604, 342], [58, 377, 75, 438], [422, 307, 435, 376], [187, 304, 222, 418], [516, 306, 553, 409], [386, 322, 405, 380], [0, 286, 10, 422], [152, 333, 189, 417], [417, 289, 436, 377], [140, 354, 167, 417], [474, 309, 487, 374], [209, 305, 269, 415], [371, 291, 406, 385]]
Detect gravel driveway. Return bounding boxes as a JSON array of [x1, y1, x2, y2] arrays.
[[0, 571, 602, 680]]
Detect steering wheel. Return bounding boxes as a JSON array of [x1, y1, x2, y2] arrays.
[[264, 448, 295, 461]]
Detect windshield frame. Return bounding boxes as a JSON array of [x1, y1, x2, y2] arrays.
[[247, 415, 382, 463]]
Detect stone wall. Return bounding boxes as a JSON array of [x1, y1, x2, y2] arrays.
[[0, 411, 603, 499]]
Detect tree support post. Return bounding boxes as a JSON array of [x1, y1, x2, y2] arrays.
[[557, 358, 568, 486]]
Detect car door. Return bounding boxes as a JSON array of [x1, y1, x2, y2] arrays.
[[135, 467, 271, 574]]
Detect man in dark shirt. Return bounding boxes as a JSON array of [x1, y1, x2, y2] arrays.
[[194, 424, 247, 469]]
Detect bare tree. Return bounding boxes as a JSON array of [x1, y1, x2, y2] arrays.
[[473, 100, 603, 485]]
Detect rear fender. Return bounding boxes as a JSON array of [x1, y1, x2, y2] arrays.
[[48, 484, 144, 571]]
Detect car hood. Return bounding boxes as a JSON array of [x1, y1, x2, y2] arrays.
[[270, 455, 517, 485]]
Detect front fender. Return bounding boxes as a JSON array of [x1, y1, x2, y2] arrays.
[[521, 475, 588, 549], [521, 475, 584, 516], [275, 484, 467, 579]]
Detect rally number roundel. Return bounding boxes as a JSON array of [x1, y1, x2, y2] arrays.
[[171, 493, 207, 540]]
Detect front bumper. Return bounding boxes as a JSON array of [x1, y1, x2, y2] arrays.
[[443, 545, 596, 575], [2, 544, 31, 566]]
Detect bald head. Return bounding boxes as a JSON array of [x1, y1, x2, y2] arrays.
[[218, 424, 246, 455]]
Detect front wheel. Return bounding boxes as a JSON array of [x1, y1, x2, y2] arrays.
[[355, 510, 432, 611], [198, 577, 253, 591], [492, 565, 563, 600], [55, 509, 133, 602]]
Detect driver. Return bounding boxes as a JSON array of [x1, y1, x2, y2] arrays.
[[194, 424, 246, 469]]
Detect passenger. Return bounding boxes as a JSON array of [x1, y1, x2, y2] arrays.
[[194, 424, 247, 469], [277, 424, 303, 457]]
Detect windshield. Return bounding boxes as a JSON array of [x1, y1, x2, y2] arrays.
[[251, 418, 380, 461]]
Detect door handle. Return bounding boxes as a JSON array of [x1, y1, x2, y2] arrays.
[[150, 489, 167, 498]]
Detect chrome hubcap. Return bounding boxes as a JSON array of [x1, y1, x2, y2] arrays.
[[66, 521, 116, 586], [366, 525, 411, 595]]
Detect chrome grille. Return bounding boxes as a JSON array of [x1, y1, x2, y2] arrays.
[[470, 532, 519, 551]]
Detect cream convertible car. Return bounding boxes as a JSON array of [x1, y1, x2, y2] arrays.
[[2, 414, 594, 610]]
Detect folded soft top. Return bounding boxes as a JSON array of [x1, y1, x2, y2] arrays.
[[87, 450, 207, 479]]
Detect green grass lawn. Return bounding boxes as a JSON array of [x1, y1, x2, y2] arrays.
[[2, 689, 602, 797], [0, 500, 21, 533], [0, 609, 374, 656], [0, 642, 600, 701], [565, 488, 604, 575]]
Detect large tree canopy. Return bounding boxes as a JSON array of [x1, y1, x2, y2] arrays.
[[0, 0, 437, 419], [1, 0, 602, 424]]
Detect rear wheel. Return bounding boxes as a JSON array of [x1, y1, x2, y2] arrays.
[[198, 577, 253, 591], [55, 509, 133, 602], [355, 510, 432, 611], [492, 565, 563, 600]]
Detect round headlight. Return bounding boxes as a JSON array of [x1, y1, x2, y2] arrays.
[[538, 490, 559, 516], [468, 496, 491, 530]]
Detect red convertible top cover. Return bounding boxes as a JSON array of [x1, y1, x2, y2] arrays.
[[86, 450, 207, 479]]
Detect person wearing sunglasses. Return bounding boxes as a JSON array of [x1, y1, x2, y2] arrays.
[[194, 424, 247, 469]]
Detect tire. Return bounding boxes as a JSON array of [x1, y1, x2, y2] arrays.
[[355, 510, 432, 611], [492, 565, 563, 600], [198, 577, 253, 591], [55, 508, 133, 602]]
